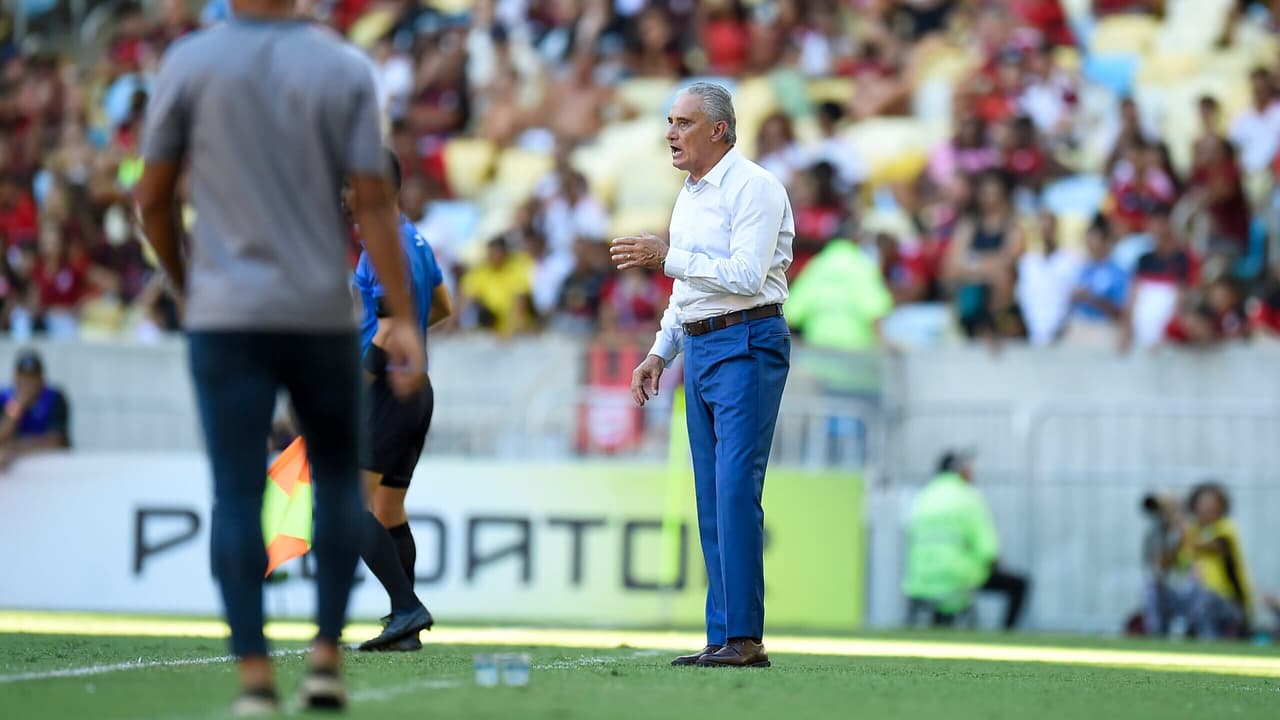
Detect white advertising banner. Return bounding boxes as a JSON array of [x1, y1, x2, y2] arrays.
[[0, 453, 862, 628]]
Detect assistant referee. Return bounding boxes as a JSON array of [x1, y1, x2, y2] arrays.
[[350, 149, 452, 652]]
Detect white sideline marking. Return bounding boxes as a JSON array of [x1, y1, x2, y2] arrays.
[[0, 648, 306, 684]]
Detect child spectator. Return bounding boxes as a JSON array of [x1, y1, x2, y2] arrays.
[[1065, 215, 1129, 347]]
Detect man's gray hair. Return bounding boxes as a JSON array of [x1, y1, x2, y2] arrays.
[[678, 82, 737, 146]]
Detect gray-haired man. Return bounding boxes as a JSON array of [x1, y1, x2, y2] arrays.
[[612, 82, 795, 668]]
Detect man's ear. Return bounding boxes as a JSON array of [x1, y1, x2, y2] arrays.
[[710, 120, 727, 143]]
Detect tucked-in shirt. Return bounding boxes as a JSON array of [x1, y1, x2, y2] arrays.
[[142, 19, 387, 332], [649, 148, 795, 364], [352, 215, 444, 359]]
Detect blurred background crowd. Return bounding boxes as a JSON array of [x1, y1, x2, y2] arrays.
[[2, 0, 1279, 352]]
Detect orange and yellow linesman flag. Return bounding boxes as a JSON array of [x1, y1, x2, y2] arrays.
[[262, 437, 314, 577]]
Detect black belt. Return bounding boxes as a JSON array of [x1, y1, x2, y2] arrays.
[[682, 304, 783, 337]]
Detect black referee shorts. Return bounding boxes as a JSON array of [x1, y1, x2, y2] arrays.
[[362, 351, 433, 489]]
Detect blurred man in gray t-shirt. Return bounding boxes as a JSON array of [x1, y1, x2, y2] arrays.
[[136, 2, 425, 713]]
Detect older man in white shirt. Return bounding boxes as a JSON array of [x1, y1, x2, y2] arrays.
[[611, 82, 794, 669]]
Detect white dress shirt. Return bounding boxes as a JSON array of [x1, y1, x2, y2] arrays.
[[649, 148, 795, 365]]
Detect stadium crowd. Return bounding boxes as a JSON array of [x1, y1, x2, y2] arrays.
[[1, 0, 1279, 352]]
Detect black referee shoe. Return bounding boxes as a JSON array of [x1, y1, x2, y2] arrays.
[[358, 605, 433, 651]]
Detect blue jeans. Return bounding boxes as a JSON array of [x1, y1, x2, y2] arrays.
[[188, 330, 364, 657], [684, 314, 790, 644]]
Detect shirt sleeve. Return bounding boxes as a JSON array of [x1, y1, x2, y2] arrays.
[[648, 302, 684, 366], [664, 175, 784, 297], [344, 64, 387, 176], [354, 253, 383, 298], [142, 53, 191, 162]]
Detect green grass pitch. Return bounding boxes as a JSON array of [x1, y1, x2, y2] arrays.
[[1, 614, 1278, 719]]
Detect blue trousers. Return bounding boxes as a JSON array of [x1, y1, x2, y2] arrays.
[[189, 331, 364, 658], [683, 314, 790, 644]]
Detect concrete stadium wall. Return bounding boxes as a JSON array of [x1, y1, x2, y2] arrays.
[[867, 345, 1280, 633], [5, 338, 1278, 633]]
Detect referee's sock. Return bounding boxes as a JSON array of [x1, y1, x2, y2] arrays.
[[360, 513, 420, 611], [388, 522, 416, 584]]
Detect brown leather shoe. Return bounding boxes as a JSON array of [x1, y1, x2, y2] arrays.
[[671, 644, 722, 666], [696, 638, 770, 668]]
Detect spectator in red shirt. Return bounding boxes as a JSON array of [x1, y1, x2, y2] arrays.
[[599, 268, 670, 336], [1167, 278, 1248, 346], [1012, 0, 1076, 47], [32, 229, 90, 336], [0, 175, 38, 247], [1108, 139, 1178, 237], [999, 115, 1052, 191], [699, 0, 752, 76], [1187, 136, 1251, 257], [151, 0, 198, 54], [109, 2, 153, 75], [1121, 208, 1200, 351], [791, 162, 849, 277], [974, 50, 1024, 124], [876, 232, 933, 305], [1248, 265, 1280, 339]]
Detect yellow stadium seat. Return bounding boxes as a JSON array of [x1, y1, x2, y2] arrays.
[[443, 138, 497, 199], [1199, 48, 1255, 78], [425, 0, 475, 12], [917, 45, 979, 83], [860, 208, 916, 238], [866, 150, 929, 190], [732, 76, 781, 159], [612, 154, 682, 213], [616, 77, 677, 118], [569, 143, 619, 207], [846, 118, 948, 170], [806, 77, 854, 107], [610, 208, 673, 239], [348, 9, 396, 49], [1055, 212, 1091, 252], [491, 148, 553, 202], [1053, 46, 1082, 74], [79, 298, 127, 339], [1136, 52, 1201, 85], [1090, 15, 1160, 55]]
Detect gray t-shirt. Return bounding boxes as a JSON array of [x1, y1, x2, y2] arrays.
[[143, 19, 385, 332]]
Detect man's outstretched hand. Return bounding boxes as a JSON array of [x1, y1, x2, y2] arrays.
[[630, 354, 666, 407], [611, 233, 669, 271]]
